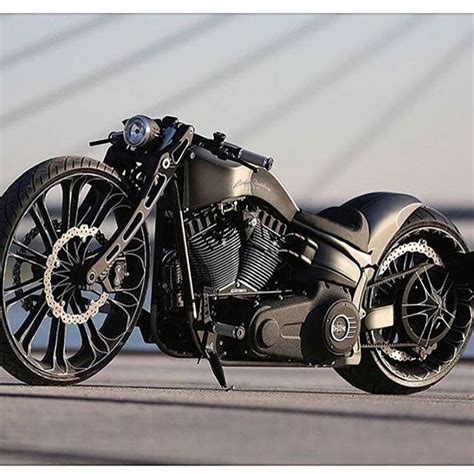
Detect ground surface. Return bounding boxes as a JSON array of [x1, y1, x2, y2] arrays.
[[0, 353, 472, 465]]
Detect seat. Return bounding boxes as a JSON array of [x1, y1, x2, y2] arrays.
[[293, 206, 370, 252]]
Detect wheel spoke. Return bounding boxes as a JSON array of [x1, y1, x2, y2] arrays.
[[402, 302, 437, 310], [78, 320, 110, 356], [4, 276, 44, 295], [61, 176, 87, 233], [76, 179, 103, 222], [5, 281, 44, 308], [110, 286, 140, 304], [90, 288, 134, 325], [83, 187, 124, 228], [441, 281, 454, 299], [437, 272, 450, 296], [123, 236, 146, 255], [436, 314, 453, 329], [59, 245, 79, 266], [415, 270, 433, 301], [75, 186, 125, 259], [8, 251, 46, 270], [78, 181, 116, 226], [416, 310, 438, 344], [423, 266, 437, 296], [41, 317, 67, 372], [11, 239, 47, 264], [402, 309, 431, 320], [57, 283, 75, 306], [423, 315, 438, 346], [30, 196, 58, 252], [71, 294, 111, 356], [14, 296, 49, 352], [441, 307, 457, 321]]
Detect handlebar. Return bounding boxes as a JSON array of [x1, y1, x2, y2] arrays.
[[193, 132, 274, 172], [239, 148, 274, 171], [89, 131, 123, 147], [89, 119, 275, 173]]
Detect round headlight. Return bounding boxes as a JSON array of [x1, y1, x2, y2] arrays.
[[123, 115, 160, 149]]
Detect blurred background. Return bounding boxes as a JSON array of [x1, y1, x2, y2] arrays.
[[0, 13, 473, 353]]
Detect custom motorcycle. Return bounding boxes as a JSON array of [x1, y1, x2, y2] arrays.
[[0, 114, 472, 393]]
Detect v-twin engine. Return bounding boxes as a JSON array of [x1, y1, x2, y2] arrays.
[[185, 203, 287, 293]]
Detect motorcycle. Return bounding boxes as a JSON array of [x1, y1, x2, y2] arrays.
[[0, 114, 472, 393]]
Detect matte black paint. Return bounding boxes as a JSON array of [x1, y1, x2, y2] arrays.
[[343, 192, 422, 262], [293, 239, 362, 288], [183, 146, 299, 222], [248, 283, 354, 364]]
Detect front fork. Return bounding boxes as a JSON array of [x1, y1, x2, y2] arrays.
[[86, 124, 195, 286]]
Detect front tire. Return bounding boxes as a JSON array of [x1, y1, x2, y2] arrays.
[[0, 156, 149, 385], [337, 208, 472, 394]]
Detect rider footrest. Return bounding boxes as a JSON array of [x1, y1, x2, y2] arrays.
[[213, 322, 246, 340]]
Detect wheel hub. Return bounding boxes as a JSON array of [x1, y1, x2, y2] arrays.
[[43, 225, 108, 325], [401, 266, 456, 346]]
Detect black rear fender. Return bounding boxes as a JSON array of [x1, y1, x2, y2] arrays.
[[343, 192, 422, 263]]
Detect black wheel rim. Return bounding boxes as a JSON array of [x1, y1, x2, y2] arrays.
[[366, 226, 472, 385], [400, 265, 457, 346], [2, 171, 148, 379]]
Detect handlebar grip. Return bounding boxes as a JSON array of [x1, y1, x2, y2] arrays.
[[89, 131, 123, 147], [89, 138, 112, 147], [240, 148, 274, 171]]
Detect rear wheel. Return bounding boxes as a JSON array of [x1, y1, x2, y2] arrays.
[[337, 208, 472, 394], [0, 156, 149, 385]]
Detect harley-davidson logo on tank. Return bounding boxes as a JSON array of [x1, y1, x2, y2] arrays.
[[233, 178, 271, 193]]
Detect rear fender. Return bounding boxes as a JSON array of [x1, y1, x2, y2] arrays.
[[343, 192, 422, 263]]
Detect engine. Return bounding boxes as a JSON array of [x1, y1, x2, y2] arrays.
[[185, 202, 287, 293], [154, 202, 361, 365]]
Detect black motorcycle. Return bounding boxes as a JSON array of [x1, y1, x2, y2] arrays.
[[0, 114, 472, 393]]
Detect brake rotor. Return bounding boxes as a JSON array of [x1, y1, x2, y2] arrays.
[[43, 225, 108, 325]]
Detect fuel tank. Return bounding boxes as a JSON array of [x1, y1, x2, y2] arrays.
[[183, 146, 299, 222]]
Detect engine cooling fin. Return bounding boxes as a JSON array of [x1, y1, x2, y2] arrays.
[[185, 204, 286, 293], [239, 210, 285, 291], [187, 207, 241, 291]]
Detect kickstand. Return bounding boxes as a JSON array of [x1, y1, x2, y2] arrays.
[[206, 350, 234, 391]]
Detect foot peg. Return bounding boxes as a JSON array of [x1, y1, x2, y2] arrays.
[[213, 322, 245, 340]]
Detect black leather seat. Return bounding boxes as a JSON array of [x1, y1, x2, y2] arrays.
[[294, 206, 370, 252]]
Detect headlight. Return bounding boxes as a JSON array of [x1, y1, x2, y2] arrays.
[[123, 115, 160, 149]]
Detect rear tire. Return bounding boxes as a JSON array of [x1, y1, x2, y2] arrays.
[[336, 208, 472, 394]]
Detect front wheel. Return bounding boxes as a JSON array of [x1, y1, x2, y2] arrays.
[[0, 156, 149, 385], [337, 208, 472, 394]]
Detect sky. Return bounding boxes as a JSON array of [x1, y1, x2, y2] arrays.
[[0, 14, 472, 209]]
